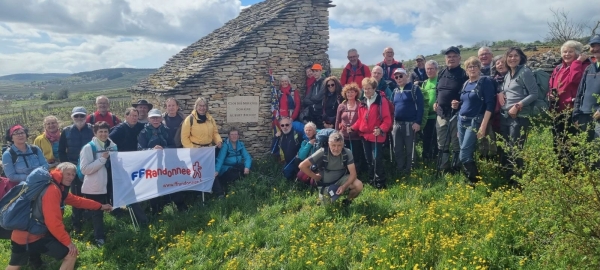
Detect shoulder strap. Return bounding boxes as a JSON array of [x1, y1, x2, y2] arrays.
[[89, 114, 95, 124], [9, 148, 17, 165], [89, 141, 97, 156], [112, 114, 117, 126], [189, 115, 194, 126]]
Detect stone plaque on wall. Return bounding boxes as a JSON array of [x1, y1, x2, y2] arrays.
[[226, 96, 260, 123]]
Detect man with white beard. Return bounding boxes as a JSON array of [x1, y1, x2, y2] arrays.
[[58, 106, 94, 233]]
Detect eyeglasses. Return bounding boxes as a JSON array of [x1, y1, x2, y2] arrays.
[[467, 66, 480, 69], [394, 75, 404, 79], [280, 124, 290, 127], [73, 114, 86, 118], [12, 132, 26, 136], [327, 84, 335, 87]]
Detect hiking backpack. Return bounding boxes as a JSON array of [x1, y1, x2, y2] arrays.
[[317, 148, 350, 177], [1, 145, 42, 198], [173, 115, 193, 148], [315, 128, 337, 149], [89, 113, 118, 127], [344, 65, 368, 84], [516, 67, 550, 116], [0, 167, 67, 235]]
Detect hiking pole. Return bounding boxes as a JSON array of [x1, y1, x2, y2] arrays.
[[373, 132, 379, 186], [411, 129, 417, 169], [389, 132, 393, 163], [127, 205, 140, 232]]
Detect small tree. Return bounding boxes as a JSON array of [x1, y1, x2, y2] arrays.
[[40, 92, 50, 100], [546, 8, 585, 44]]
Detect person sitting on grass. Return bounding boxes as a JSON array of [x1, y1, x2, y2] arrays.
[[5, 163, 112, 270], [298, 132, 363, 206]]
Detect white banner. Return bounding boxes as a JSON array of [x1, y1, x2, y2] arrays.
[[110, 147, 215, 208]]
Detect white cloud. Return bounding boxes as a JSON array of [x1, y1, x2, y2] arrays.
[[330, 0, 600, 66]]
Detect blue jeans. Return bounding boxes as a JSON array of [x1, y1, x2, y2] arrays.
[[457, 115, 483, 164]]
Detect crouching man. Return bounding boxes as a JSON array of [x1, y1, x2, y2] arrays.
[[6, 162, 112, 270], [298, 132, 363, 206]]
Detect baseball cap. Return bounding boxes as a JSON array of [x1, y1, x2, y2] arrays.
[[589, 35, 600, 45], [393, 68, 408, 74], [416, 55, 425, 61], [445, 46, 461, 55], [325, 184, 341, 202], [311, 64, 323, 71], [71, 107, 87, 117], [148, 109, 162, 118]]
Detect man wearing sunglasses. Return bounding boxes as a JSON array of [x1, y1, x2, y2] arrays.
[[272, 117, 305, 180], [58, 106, 94, 233]]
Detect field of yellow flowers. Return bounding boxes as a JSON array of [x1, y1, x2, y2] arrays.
[[1, 124, 598, 269]]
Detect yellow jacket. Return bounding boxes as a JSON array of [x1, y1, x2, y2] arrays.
[[181, 110, 222, 148], [33, 133, 59, 167]]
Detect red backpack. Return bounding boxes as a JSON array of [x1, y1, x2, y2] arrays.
[[0, 177, 17, 200]]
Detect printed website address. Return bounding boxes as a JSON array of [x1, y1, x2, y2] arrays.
[[163, 180, 201, 188]]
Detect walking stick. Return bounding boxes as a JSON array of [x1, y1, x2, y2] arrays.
[[411, 129, 417, 169]]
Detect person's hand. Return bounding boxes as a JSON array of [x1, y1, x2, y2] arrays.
[[67, 243, 79, 257], [100, 204, 113, 212], [508, 105, 519, 119], [412, 123, 420, 132], [433, 103, 438, 112], [312, 173, 322, 182], [216, 141, 222, 148], [309, 139, 316, 145], [244, 168, 250, 175], [346, 126, 353, 133], [477, 126, 487, 139], [498, 92, 506, 106], [451, 100, 460, 110], [101, 151, 109, 159], [548, 93, 557, 101], [153, 145, 163, 150], [336, 185, 347, 195], [578, 53, 588, 62], [275, 131, 281, 137], [373, 127, 381, 137], [594, 111, 600, 120]]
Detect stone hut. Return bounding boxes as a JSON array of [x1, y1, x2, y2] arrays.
[[130, 0, 334, 157]]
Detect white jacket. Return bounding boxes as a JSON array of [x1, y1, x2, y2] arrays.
[[80, 137, 117, 195]]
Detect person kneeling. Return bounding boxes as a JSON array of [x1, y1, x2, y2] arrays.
[[6, 163, 112, 270], [298, 132, 363, 205]]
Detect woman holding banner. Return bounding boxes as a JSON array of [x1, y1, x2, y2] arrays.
[[79, 121, 117, 247]]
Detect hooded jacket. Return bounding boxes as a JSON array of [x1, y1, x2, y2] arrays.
[[80, 137, 118, 195], [181, 110, 222, 148], [340, 60, 371, 87], [351, 93, 393, 143], [549, 58, 591, 112]]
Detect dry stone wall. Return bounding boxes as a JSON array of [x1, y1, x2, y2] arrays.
[[130, 0, 333, 157]]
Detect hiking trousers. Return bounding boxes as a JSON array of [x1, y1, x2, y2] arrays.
[[392, 121, 416, 173], [458, 115, 483, 164], [499, 116, 530, 181], [436, 115, 459, 152]]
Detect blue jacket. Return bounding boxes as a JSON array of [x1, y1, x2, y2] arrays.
[[2, 144, 48, 182], [137, 124, 175, 150], [109, 122, 145, 152], [297, 139, 318, 160], [215, 139, 252, 175], [392, 82, 425, 125], [58, 124, 94, 163]]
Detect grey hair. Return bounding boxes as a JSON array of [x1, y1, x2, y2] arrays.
[[478, 47, 492, 55], [304, 121, 317, 131], [280, 75, 290, 83], [95, 95, 109, 103], [347, 48, 358, 55], [194, 97, 208, 109], [561, 40, 583, 55], [328, 131, 344, 143], [425, 60, 439, 70], [372, 65, 383, 72], [56, 162, 76, 172], [492, 55, 503, 63]]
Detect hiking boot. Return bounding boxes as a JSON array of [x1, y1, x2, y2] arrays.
[[95, 239, 105, 247], [438, 152, 450, 170], [462, 161, 479, 185], [372, 180, 387, 189]]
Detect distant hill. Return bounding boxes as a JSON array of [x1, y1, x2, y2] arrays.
[[0, 73, 71, 82], [0, 68, 157, 97]]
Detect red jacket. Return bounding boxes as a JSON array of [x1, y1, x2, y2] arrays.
[[86, 111, 121, 128], [340, 60, 371, 88], [351, 93, 392, 143], [549, 59, 591, 112], [11, 169, 102, 246], [272, 87, 301, 127]]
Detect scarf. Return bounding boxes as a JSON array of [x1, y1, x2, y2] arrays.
[[45, 129, 61, 143], [196, 113, 207, 124]]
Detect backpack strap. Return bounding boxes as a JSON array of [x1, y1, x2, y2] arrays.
[[111, 114, 117, 126], [89, 114, 95, 125], [9, 146, 40, 168]]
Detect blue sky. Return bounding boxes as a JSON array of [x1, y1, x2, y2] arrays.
[[0, 0, 597, 75]]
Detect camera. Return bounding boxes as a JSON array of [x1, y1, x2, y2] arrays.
[[310, 164, 318, 172]]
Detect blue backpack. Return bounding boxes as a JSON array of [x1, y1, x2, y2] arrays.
[[0, 168, 67, 235], [76, 141, 97, 180], [316, 128, 337, 149]]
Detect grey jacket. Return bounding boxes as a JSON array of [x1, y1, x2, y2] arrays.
[[573, 63, 600, 118], [501, 65, 539, 116]]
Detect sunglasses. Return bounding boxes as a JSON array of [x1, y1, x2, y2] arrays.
[[394, 75, 404, 79], [73, 114, 86, 118], [327, 84, 335, 87], [280, 124, 290, 127]]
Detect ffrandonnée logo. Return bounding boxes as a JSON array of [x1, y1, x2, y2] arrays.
[[131, 162, 203, 181]]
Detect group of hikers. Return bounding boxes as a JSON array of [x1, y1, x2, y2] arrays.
[[1, 34, 600, 269]]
